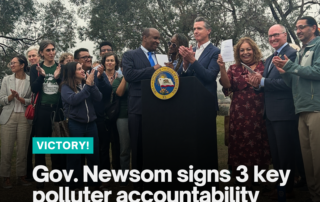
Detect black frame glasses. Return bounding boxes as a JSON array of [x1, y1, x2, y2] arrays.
[[80, 56, 93, 61], [167, 42, 177, 48], [294, 25, 310, 31]]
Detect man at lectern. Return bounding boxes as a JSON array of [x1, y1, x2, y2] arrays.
[[178, 16, 220, 111], [122, 28, 161, 191]]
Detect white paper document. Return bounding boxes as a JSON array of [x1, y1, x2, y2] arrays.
[[156, 54, 169, 67], [221, 39, 235, 62]]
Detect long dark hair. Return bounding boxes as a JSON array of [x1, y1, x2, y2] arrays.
[[167, 33, 189, 71], [61, 62, 83, 92]]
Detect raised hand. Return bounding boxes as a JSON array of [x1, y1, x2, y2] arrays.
[[54, 64, 61, 79], [86, 69, 95, 86], [36, 64, 46, 77], [97, 65, 104, 79], [217, 54, 225, 69], [179, 45, 196, 64]]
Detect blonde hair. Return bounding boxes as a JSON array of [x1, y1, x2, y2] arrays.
[[234, 37, 262, 65]]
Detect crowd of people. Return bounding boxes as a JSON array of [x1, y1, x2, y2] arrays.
[[0, 15, 319, 201]]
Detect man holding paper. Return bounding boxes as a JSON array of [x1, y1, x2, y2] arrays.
[[178, 16, 220, 111]]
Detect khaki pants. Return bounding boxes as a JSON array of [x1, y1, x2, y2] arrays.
[[0, 112, 31, 177], [299, 112, 320, 202]]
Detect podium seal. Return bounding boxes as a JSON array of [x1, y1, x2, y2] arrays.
[[151, 67, 179, 100]]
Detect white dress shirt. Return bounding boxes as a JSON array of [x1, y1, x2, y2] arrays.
[[195, 40, 211, 60]]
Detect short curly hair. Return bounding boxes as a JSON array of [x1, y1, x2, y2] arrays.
[[234, 37, 262, 65], [59, 52, 74, 64]]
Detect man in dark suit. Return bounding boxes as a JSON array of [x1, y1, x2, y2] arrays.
[[249, 24, 304, 198], [122, 28, 161, 190], [178, 16, 220, 111]]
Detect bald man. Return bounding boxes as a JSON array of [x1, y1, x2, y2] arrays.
[[122, 28, 161, 191], [251, 24, 302, 198]]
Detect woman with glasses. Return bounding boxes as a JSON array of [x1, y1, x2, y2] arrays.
[[165, 33, 189, 71], [30, 40, 65, 189], [0, 55, 32, 188]]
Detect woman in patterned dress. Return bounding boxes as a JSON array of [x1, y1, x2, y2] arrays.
[[218, 37, 271, 189]]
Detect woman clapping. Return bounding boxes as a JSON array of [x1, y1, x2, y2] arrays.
[[61, 62, 102, 191], [0, 55, 32, 188]]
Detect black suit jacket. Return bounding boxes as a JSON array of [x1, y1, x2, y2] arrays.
[[256, 44, 298, 121], [122, 47, 156, 115], [177, 43, 220, 110]]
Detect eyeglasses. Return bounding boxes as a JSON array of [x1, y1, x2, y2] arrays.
[[294, 25, 310, 31], [101, 49, 113, 53], [80, 56, 93, 61], [10, 62, 18, 66], [268, 32, 285, 39], [167, 42, 177, 48]]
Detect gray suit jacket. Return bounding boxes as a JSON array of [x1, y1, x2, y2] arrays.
[[0, 74, 32, 125]]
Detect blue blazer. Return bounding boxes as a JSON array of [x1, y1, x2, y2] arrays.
[[178, 43, 220, 110], [122, 47, 156, 114], [255, 44, 298, 121]]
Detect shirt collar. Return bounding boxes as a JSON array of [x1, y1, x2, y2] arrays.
[[276, 42, 288, 54], [196, 40, 210, 50], [140, 45, 154, 54], [304, 36, 318, 47]]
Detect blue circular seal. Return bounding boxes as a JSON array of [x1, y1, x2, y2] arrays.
[[151, 67, 179, 100]]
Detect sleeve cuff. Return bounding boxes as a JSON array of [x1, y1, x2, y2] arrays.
[[260, 77, 265, 87]]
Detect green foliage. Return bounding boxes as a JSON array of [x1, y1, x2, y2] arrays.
[[0, 0, 77, 78]]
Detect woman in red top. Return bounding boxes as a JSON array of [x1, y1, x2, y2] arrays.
[[218, 37, 271, 189]]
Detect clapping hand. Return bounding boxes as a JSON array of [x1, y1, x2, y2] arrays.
[[86, 69, 95, 86], [179, 45, 196, 64], [8, 89, 24, 103], [97, 65, 104, 79], [273, 55, 289, 74], [12, 90, 25, 104], [54, 64, 61, 79], [245, 73, 260, 88], [36, 64, 45, 77]]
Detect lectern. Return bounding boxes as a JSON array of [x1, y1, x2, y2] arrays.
[[142, 77, 219, 191]]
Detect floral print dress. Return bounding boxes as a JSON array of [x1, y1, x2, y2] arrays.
[[222, 61, 271, 166]]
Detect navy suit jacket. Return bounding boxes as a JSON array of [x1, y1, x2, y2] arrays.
[[178, 43, 220, 110], [256, 44, 298, 121], [122, 47, 156, 115]]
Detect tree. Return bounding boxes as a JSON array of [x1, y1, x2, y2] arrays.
[[0, 0, 77, 77], [75, 0, 320, 58], [266, 0, 320, 46], [73, 0, 275, 57]]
